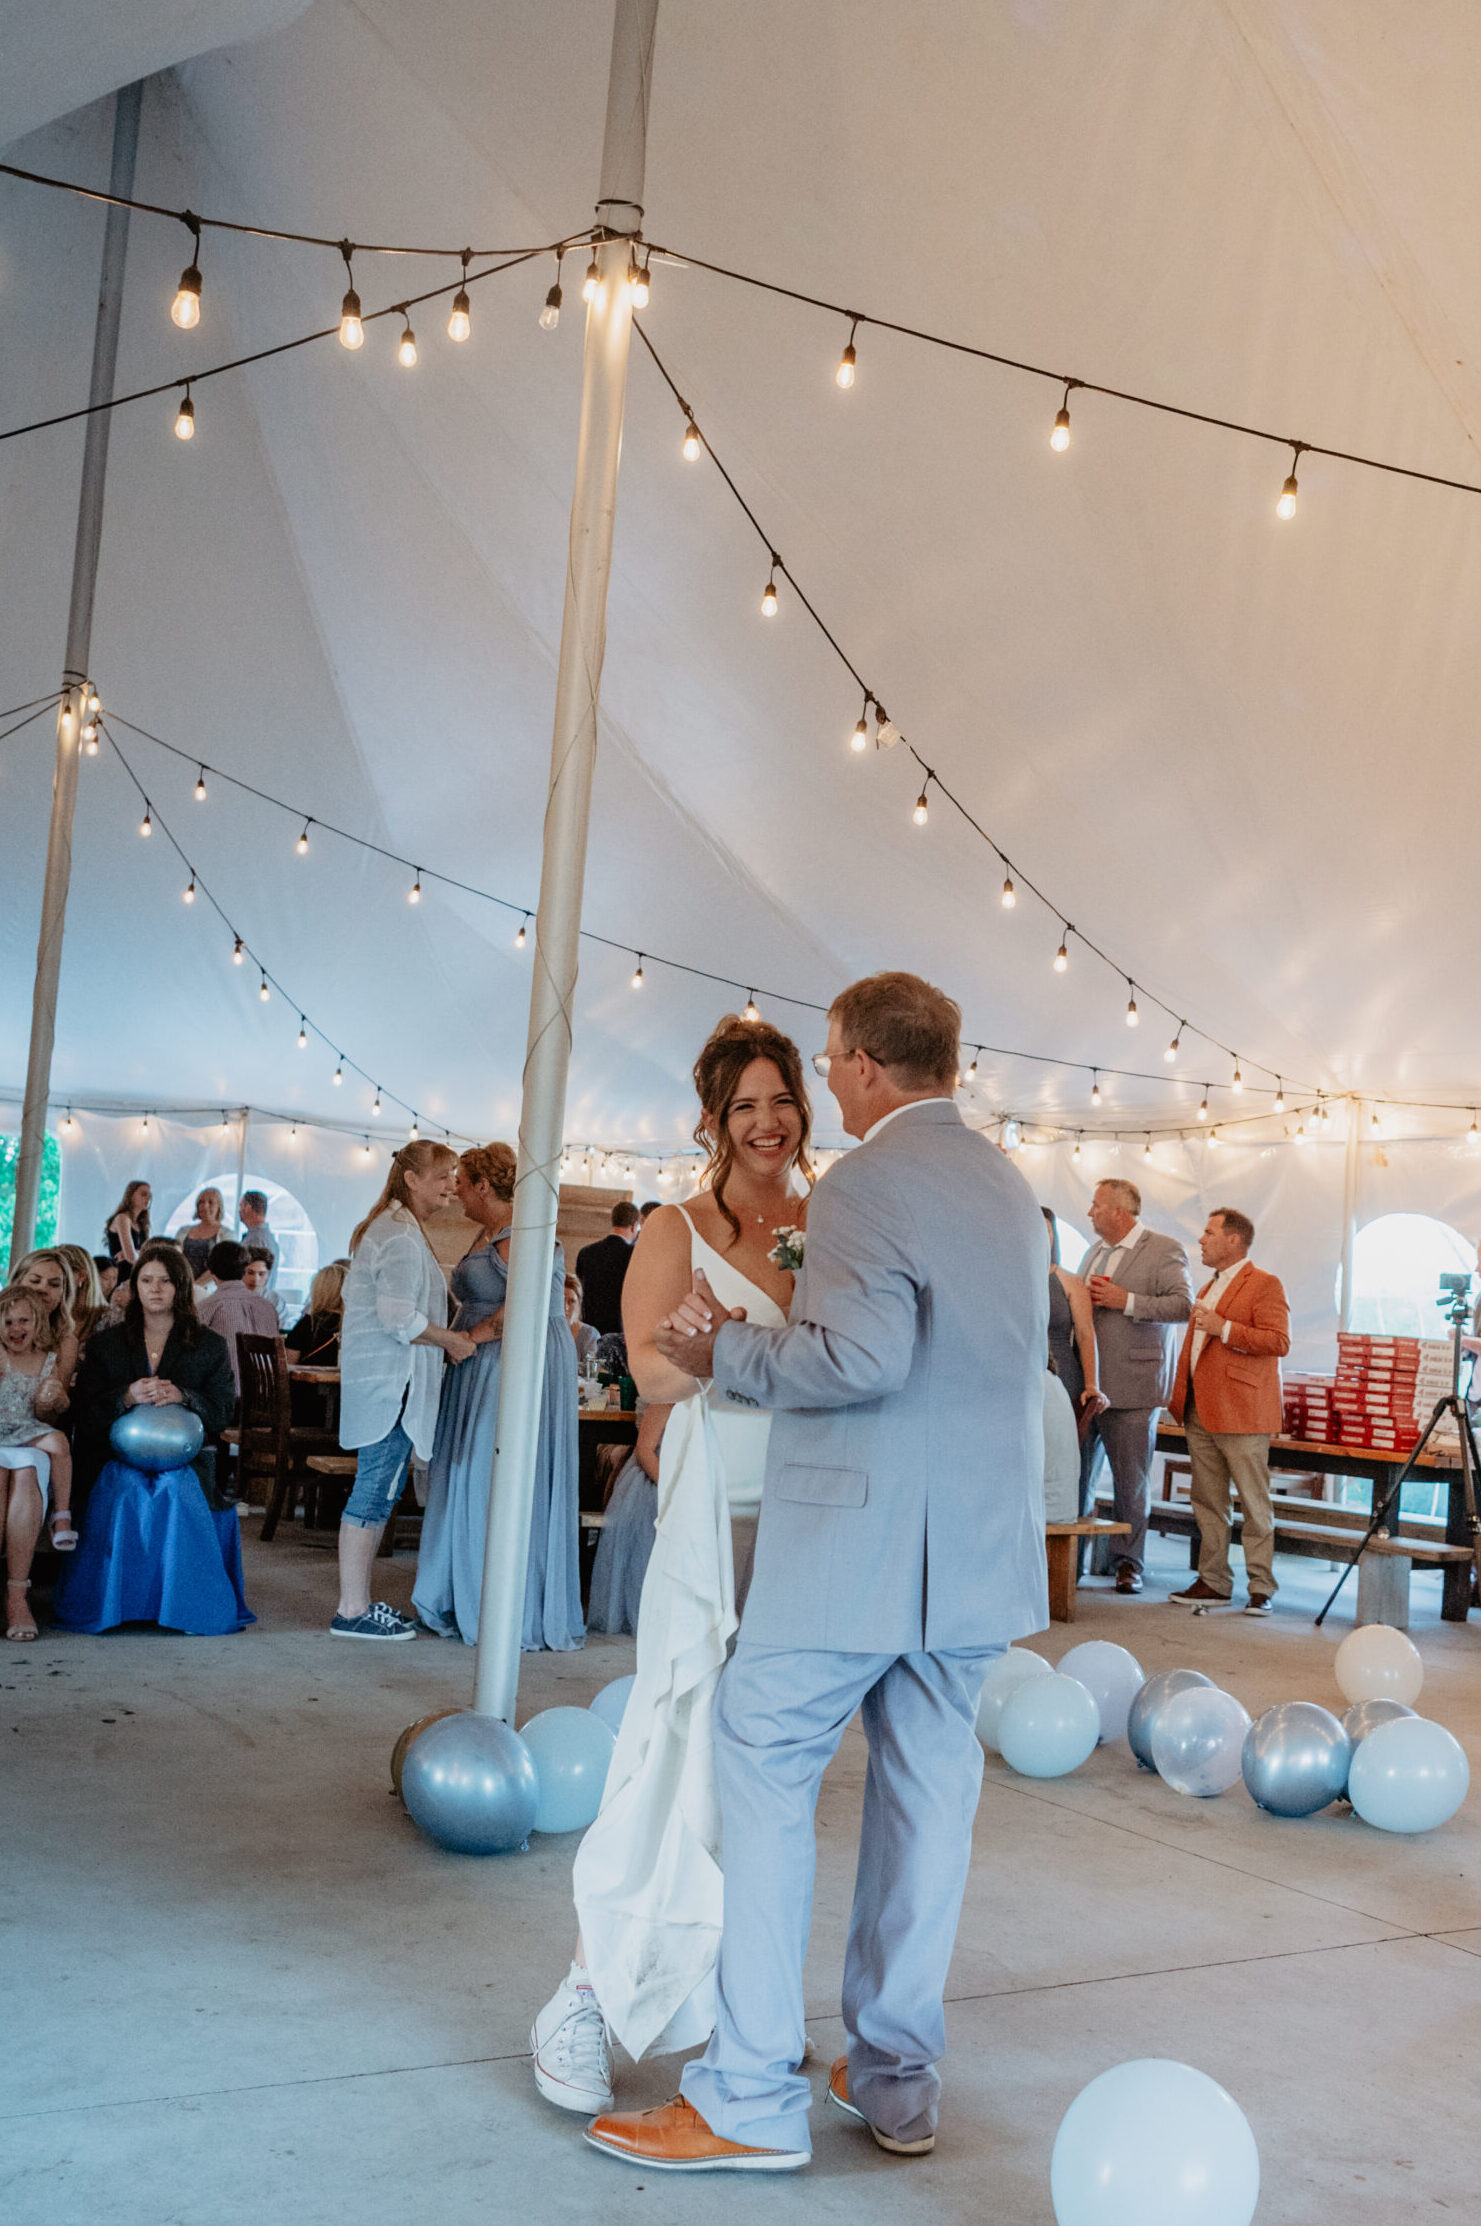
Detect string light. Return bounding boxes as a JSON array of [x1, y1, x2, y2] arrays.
[[408, 1117, 419, 1141], [1207, 1127, 1221, 1149], [408, 871, 422, 903], [1276, 442, 1302, 520], [1295, 1118, 1308, 1145], [232, 936, 245, 964], [1197, 1089, 1210, 1122], [913, 785, 930, 826], [363, 1137, 373, 1160], [631, 954, 645, 989], [850, 698, 870, 753], [219, 1111, 231, 1132], [1470, 1112, 1479, 1145], [174, 386, 195, 440], [835, 315, 860, 389], [338, 245, 364, 350], [1049, 380, 1076, 451], [760, 557, 779, 616], [1232, 1063, 1243, 1093], [170, 219, 203, 328], [1143, 1135, 1153, 1160], [1124, 984, 1139, 1026], [258, 973, 270, 1002], [141, 1112, 150, 1133], [744, 993, 760, 1022], [296, 820, 311, 854], [289, 1125, 298, 1140], [448, 249, 472, 341], [397, 312, 418, 368], [62, 1108, 75, 1132], [682, 415, 702, 460], [1053, 932, 1069, 973], [965, 1051, 979, 1081], [1165, 1027, 1182, 1065], [1274, 1080, 1286, 1113], [194, 766, 207, 800], [515, 912, 529, 949], [1000, 872, 1017, 909], [81, 718, 99, 754], [372, 1090, 382, 1115], [540, 251, 564, 331], [1090, 1072, 1102, 1107], [628, 253, 650, 308], [1371, 1109, 1381, 1133], [582, 254, 600, 304], [182, 873, 196, 903], [1072, 1138, 1082, 1163], [84, 687, 100, 716], [139, 802, 152, 837], [333, 1061, 343, 1086], [297, 1016, 308, 1048]]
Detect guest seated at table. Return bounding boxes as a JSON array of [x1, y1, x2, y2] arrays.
[[104, 1180, 152, 1264], [586, 1403, 669, 1635], [1, 1289, 79, 1639], [564, 1275, 601, 1370], [94, 1255, 120, 1304], [286, 1261, 348, 1366], [179, 1189, 226, 1279], [196, 1241, 280, 1395], [56, 1243, 248, 1636]]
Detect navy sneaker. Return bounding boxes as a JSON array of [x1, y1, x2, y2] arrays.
[[330, 1602, 418, 1641]]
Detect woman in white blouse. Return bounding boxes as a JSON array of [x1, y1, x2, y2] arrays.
[[333, 1142, 476, 1641]]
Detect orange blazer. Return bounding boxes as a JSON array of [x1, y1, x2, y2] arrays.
[[1169, 1262, 1290, 1435]]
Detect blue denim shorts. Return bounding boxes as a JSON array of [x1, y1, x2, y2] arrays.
[[342, 1422, 412, 1529]]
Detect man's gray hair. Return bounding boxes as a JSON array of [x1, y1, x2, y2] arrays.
[[1096, 1178, 1141, 1216]]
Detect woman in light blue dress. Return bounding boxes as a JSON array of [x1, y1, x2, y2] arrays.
[[413, 1143, 582, 1651]]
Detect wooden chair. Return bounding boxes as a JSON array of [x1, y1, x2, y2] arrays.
[[237, 1334, 337, 1539]]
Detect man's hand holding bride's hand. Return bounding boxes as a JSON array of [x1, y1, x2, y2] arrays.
[[652, 1269, 745, 1379]]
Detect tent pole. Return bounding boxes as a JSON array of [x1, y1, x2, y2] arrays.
[[1338, 1096, 1360, 1331], [235, 1109, 251, 1234], [472, 0, 658, 1720], [11, 81, 144, 1270]]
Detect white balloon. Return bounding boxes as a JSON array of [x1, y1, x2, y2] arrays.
[[589, 1674, 636, 1736], [1347, 1715, 1470, 1834], [1051, 2058, 1260, 2226], [976, 1648, 1054, 1752], [1150, 1686, 1252, 1797], [1333, 1625, 1424, 1707], [1058, 1641, 1146, 1744], [998, 1673, 1100, 1779]]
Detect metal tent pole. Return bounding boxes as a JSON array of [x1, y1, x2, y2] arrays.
[[472, 0, 658, 1720], [11, 80, 144, 1269]]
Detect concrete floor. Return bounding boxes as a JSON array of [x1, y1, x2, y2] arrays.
[[5, 1527, 1481, 2225]]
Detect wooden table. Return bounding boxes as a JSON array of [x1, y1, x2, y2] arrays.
[[1156, 1420, 1474, 1621], [287, 1365, 341, 1385]]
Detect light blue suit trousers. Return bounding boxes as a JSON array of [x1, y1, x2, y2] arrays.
[[679, 1638, 1003, 2154]]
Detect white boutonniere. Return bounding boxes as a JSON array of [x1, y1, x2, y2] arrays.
[[768, 1226, 805, 1274]]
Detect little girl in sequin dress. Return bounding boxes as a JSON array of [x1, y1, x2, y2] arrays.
[[1, 1288, 77, 1642]]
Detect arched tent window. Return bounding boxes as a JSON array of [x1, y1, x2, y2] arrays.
[[165, 1174, 319, 1316], [1344, 1213, 1475, 1338], [1047, 1216, 1090, 1273]]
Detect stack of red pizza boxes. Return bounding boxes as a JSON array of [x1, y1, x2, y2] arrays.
[[1281, 1373, 1334, 1441], [1330, 1332, 1422, 1453]]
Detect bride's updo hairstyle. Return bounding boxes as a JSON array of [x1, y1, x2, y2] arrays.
[[692, 1015, 814, 1243], [459, 1141, 517, 1199]]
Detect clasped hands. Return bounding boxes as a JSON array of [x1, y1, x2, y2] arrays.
[[651, 1269, 746, 1379], [126, 1377, 184, 1407]]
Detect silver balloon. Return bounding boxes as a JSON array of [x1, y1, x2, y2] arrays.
[[1127, 1668, 1214, 1772], [110, 1404, 206, 1473], [1342, 1698, 1417, 1796], [400, 1711, 539, 1855], [1241, 1702, 1351, 1817]]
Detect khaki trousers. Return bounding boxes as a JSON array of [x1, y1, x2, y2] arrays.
[[1184, 1387, 1277, 1600]]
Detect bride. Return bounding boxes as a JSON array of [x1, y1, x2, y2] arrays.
[[530, 1014, 814, 2115]]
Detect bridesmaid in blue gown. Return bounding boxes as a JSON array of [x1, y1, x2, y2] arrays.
[[413, 1143, 583, 1651]]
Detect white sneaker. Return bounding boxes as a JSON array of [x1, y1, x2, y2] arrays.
[[531, 1968, 613, 2114]]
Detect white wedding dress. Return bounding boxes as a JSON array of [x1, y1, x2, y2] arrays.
[[571, 1208, 784, 2060]]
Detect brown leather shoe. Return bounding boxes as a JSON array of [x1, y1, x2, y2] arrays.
[[584, 2096, 808, 2173], [1114, 1562, 1144, 1594], [827, 2057, 936, 2156], [1170, 1579, 1227, 1605]]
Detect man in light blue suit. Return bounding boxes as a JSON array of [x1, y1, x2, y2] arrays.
[[586, 973, 1049, 2175]]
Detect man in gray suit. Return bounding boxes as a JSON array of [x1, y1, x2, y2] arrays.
[[585, 972, 1049, 2175], [1082, 1178, 1192, 1591]]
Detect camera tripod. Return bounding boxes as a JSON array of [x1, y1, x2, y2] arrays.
[[1315, 1284, 1481, 1627]]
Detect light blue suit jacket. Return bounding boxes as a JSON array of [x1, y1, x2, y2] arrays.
[[712, 1100, 1050, 1653]]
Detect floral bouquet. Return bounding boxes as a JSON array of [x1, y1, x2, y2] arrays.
[[768, 1226, 806, 1274]]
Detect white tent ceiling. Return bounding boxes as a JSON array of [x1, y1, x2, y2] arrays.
[[3, 0, 1480, 1165]]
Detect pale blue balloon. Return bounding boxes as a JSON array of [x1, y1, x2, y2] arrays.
[[1347, 1715, 1470, 1834], [521, 1705, 617, 1833], [401, 1712, 538, 1855], [110, 1404, 205, 1474], [1128, 1669, 1214, 1773], [1241, 1703, 1350, 1817], [590, 1674, 636, 1736], [975, 1648, 1054, 1752], [1050, 2058, 1260, 2226], [1058, 1641, 1145, 1745], [1341, 1698, 1416, 1794], [997, 1673, 1100, 1778], [1150, 1687, 1251, 1797]]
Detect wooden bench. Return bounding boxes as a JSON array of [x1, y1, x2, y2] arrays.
[[304, 1453, 422, 1557], [1046, 1519, 1132, 1622]]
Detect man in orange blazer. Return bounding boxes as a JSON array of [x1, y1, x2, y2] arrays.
[[1168, 1208, 1290, 1614]]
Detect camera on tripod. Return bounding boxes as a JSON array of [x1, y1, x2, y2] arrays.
[[1437, 1271, 1474, 1324]]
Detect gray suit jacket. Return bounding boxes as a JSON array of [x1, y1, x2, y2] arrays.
[[711, 1101, 1050, 1654], [1082, 1227, 1192, 1410]]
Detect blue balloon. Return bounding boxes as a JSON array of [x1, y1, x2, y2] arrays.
[[1347, 1715, 1470, 1834], [520, 1705, 617, 1833], [1128, 1668, 1214, 1772], [110, 1404, 205, 1474], [1051, 2058, 1260, 2226], [1241, 1703, 1350, 1817], [401, 1712, 538, 1855], [590, 1673, 636, 1736]]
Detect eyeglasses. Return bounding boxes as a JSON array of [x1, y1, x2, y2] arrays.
[[812, 1047, 866, 1079]]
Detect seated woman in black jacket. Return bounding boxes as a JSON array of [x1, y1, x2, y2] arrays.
[[56, 1244, 249, 1636]]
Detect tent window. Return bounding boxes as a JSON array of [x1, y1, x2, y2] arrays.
[[164, 1174, 319, 1317], [1053, 1217, 1090, 1273], [0, 1134, 61, 1258], [1343, 1213, 1475, 1339]]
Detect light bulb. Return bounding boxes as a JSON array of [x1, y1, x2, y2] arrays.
[[913, 789, 930, 826], [850, 713, 868, 753], [182, 875, 196, 903], [1000, 874, 1016, 909], [1125, 991, 1139, 1026], [540, 283, 562, 331], [1053, 937, 1069, 972], [1276, 473, 1298, 521], [83, 727, 99, 755], [372, 1092, 382, 1115], [1050, 405, 1071, 452], [333, 1062, 343, 1086], [1295, 1119, 1307, 1145], [296, 823, 310, 854], [84, 687, 100, 715], [398, 321, 418, 368], [259, 974, 270, 1002], [761, 572, 778, 617], [682, 418, 701, 460], [139, 805, 152, 837], [363, 1139, 373, 1160], [290, 1126, 298, 1141], [1165, 1031, 1180, 1064], [1197, 1092, 1209, 1121], [1274, 1082, 1286, 1112], [836, 342, 857, 389], [232, 937, 245, 964], [339, 288, 364, 349], [1208, 1128, 1220, 1149], [297, 1019, 308, 1048], [1469, 1113, 1479, 1144], [582, 257, 600, 303], [631, 957, 645, 989], [171, 263, 202, 329], [409, 1119, 419, 1141], [195, 769, 207, 800], [141, 1113, 150, 1133], [1144, 1137, 1153, 1160], [744, 995, 760, 1023], [174, 393, 195, 440], [628, 257, 650, 307], [408, 873, 422, 904], [63, 1110, 74, 1131], [1072, 1140, 1082, 1162], [515, 914, 528, 949], [1232, 1065, 1243, 1093], [1090, 1076, 1102, 1107], [965, 1054, 979, 1081], [447, 290, 471, 342]]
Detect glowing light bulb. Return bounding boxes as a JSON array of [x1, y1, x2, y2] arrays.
[[582, 257, 600, 303], [1125, 991, 1139, 1026], [372, 1092, 382, 1116], [232, 937, 245, 964], [1197, 1092, 1209, 1122], [84, 688, 100, 715], [850, 713, 868, 753], [297, 1018, 308, 1048], [339, 288, 364, 349], [80, 719, 98, 747], [1469, 1112, 1479, 1145], [333, 1062, 343, 1086], [1165, 1031, 1181, 1064], [1232, 1065, 1243, 1093], [259, 974, 270, 1002], [174, 392, 195, 440], [409, 1119, 419, 1141], [141, 1113, 150, 1133], [913, 789, 930, 826], [408, 873, 422, 904], [398, 321, 418, 368], [515, 914, 529, 949], [1090, 1075, 1102, 1107], [761, 571, 778, 617], [296, 823, 310, 854], [1276, 472, 1298, 521], [1274, 1082, 1286, 1112], [744, 995, 760, 1023], [1050, 405, 1071, 452], [363, 1138, 373, 1160], [63, 1110, 74, 1131], [682, 418, 701, 460], [139, 804, 152, 837], [447, 289, 471, 342], [1295, 1119, 1307, 1145], [836, 342, 857, 389], [965, 1054, 979, 1081], [540, 283, 562, 331], [182, 875, 196, 903], [1072, 1140, 1082, 1163], [631, 957, 645, 989], [628, 257, 650, 307], [1144, 1136, 1153, 1160], [1053, 937, 1069, 973], [171, 263, 202, 329], [1208, 1128, 1220, 1149], [195, 769, 207, 800], [1000, 874, 1016, 909]]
